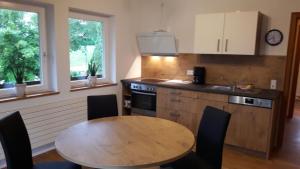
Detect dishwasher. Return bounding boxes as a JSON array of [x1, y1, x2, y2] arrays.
[[227, 95, 275, 159], [228, 95, 272, 109]]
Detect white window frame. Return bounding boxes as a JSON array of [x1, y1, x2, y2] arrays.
[[69, 11, 112, 87], [0, 2, 49, 97]]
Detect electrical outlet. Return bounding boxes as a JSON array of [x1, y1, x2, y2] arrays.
[[270, 80, 277, 89], [187, 70, 194, 76]]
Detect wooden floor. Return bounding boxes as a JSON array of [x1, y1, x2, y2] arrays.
[[29, 116, 300, 169], [294, 100, 300, 116]]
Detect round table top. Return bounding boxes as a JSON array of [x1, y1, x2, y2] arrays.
[[55, 116, 195, 169]]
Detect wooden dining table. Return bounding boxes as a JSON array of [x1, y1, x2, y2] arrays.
[[55, 116, 195, 169]]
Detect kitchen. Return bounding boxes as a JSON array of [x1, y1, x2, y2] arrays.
[[122, 0, 296, 168], [0, 0, 299, 169], [123, 2, 284, 157]]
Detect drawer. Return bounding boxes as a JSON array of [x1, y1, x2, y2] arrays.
[[157, 94, 198, 113], [177, 111, 199, 134], [156, 107, 198, 135], [156, 107, 178, 122], [198, 92, 228, 102], [157, 87, 198, 98]]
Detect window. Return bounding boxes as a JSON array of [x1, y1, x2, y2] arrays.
[[0, 2, 48, 96], [69, 11, 111, 86]]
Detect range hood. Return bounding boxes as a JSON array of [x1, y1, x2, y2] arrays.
[[136, 31, 177, 56]]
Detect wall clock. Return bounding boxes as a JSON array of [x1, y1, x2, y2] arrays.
[[265, 29, 283, 46]]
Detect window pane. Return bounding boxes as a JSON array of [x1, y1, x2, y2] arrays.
[[0, 8, 41, 89], [69, 17, 104, 81]]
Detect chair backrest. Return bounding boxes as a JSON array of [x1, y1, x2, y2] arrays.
[[87, 94, 118, 120], [196, 106, 231, 169], [0, 111, 33, 169]]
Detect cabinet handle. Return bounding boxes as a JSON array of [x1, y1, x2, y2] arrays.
[[170, 112, 177, 117], [225, 39, 229, 52], [170, 91, 182, 95], [217, 39, 220, 52], [170, 112, 180, 117], [170, 91, 177, 95], [170, 99, 181, 102]]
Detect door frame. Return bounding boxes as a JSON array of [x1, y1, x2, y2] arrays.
[[283, 12, 300, 118]]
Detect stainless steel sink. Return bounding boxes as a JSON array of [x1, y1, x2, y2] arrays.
[[207, 85, 233, 91]]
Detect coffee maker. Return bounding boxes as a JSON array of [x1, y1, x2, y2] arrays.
[[193, 66, 205, 84]]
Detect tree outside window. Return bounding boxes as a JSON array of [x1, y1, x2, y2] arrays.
[[69, 17, 104, 81], [0, 8, 41, 89]]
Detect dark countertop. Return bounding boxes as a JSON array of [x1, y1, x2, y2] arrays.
[[121, 78, 282, 100]]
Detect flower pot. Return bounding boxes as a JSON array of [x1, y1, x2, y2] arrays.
[[87, 76, 97, 87], [15, 83, 26, 97]]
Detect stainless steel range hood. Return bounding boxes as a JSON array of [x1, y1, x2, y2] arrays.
[[136, 31, 177, 56]]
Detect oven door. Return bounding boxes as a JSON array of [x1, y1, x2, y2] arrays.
[[131, 90, 156, 112]]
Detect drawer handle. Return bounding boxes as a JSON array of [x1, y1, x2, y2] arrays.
[[170, 91, 182, 95], [170, 99, 181, 102], [170, 112, 177, 117], [170, 112, 180, 117]]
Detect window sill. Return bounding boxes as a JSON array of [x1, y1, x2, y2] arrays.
[[0, 91, 60, 104], [70, 83, 118, 92]]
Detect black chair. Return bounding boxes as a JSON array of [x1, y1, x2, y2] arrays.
[[0, 111, 81, 169], [87, 94, 118, 120], [162, 106, 231, 169]]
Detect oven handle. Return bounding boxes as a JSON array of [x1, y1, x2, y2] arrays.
[[132, 90, 156, 96]]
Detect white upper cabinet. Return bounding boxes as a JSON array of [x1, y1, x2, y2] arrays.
[[194, 11, 260, 55], [194, 13, 225, 54]]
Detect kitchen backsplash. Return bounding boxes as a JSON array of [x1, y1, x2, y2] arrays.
[[142, 54, 286, 90]]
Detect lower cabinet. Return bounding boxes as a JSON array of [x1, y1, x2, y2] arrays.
[[156, 87, 275, 158], [225, 104, 272, 153], [156, 88, 200, 134], [157, 107, 198, 133], [156, 87, 228, 135]]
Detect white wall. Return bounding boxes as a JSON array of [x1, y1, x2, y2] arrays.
[[129, 0, 300, 56], [1, 0, 141, 116]]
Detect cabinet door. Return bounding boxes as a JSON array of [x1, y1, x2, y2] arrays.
[[194, 13, 225, 54], [177, 111, 198, 134], [156, 107, 178, 122], [223, 11, 259, 55], [225, 104, 271, 152]]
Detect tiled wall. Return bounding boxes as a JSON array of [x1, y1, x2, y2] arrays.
[[142, 54, 286, 90]]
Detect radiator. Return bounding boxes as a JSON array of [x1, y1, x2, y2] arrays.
[[0, 97, 87, 161]]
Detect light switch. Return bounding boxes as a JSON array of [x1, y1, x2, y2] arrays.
[[270, 80, 277, 90], [187, 70, 194, 76]]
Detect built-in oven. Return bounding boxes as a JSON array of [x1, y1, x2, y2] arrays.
[[130, 83, 157, 117]]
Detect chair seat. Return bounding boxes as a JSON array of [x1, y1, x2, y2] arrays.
[[33, 161, 81, 169], [162, 152, 215, 169]]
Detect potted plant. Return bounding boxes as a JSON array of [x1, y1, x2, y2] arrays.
[[0, 30, 38, 97], [87, 57, 100, 87], [14, 68, 26, 97]]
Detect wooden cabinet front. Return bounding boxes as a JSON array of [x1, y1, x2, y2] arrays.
[[225, 104, 272, 152], [157, 87, 228, 135], [157, 88, 199, 133], [156, 87, 275, 157]]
